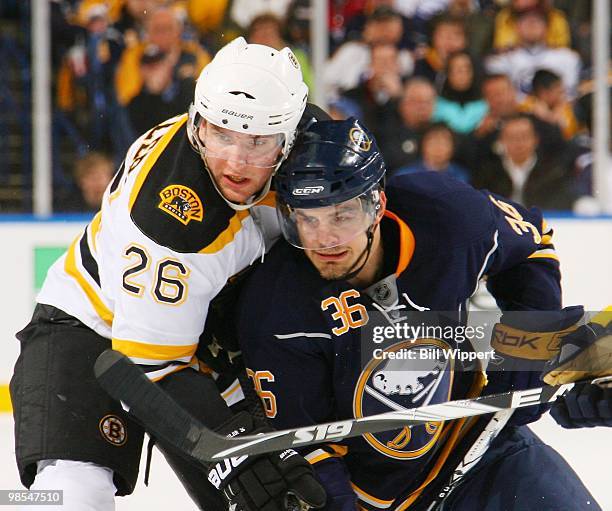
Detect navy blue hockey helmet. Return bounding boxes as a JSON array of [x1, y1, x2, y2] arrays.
[[276, 118, 386, 249], [276, 117, 386, 208]]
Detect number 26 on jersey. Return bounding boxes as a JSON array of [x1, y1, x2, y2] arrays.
[[121, 243, 190, 305]]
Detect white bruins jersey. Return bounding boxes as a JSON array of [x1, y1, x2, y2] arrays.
[[38, 115, 280, 381]]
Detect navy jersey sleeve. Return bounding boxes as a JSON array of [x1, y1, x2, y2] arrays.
[[482, 192, 561, 311], [386, 173, 560, 311]]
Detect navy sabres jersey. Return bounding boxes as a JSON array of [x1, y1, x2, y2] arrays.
[[237, 172, 561, 510]]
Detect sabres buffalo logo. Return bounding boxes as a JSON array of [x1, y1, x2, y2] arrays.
[[353, 338, 454, 459], [349, 127, 372, 152], [158, 184, 204, 225]]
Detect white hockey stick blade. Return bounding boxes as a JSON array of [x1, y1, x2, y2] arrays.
[[94, 350, 612, 462]]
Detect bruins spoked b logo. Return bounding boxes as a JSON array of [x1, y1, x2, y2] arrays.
[[353, 338, 454, 459], [99, 415, 127, 446], [158, 184, 204, 225]]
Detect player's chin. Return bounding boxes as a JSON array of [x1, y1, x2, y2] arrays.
[[314, 261, 352, 281], [218, 184, 254, 204]]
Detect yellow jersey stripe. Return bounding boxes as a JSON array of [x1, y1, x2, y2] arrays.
[[305, 445, 347, 465], [129, 115, 188, 211], [328, 444, 348, 457], [256, 191, 277, 208], [0, 385, 11, 413], [65, 235, 114, 325], [89, 211, 102, 253], [149, 361, 194, 382], [306, 452, 334, 465], [540, 234, 553, 245], [199, 210, 250, 255], [541, 219, 553, 245], [221, 380, 241, 400], [351, 483, 394, 508], [528, 252, 560, 262], [112, 338, 198, 361]]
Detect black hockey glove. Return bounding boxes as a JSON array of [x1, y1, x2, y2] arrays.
[[205, 412, 327, 511], [549, 382, 612, 428]]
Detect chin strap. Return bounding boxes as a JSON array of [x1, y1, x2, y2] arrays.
[[331, 192, 383, 283], [332, 224, 377, 282]]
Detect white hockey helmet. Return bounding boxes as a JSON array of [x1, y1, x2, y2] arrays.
[[188, 37, 309, 209]]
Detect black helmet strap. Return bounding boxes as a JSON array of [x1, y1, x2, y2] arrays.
[[329, 223, 377, 283]]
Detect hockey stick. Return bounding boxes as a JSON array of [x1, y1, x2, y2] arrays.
[[94, 349, 612, 462]]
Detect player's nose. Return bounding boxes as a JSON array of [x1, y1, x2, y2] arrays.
[[316, 225, 342, 249]]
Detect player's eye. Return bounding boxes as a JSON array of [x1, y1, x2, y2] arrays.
[[216, 133, 233, 144], [297, 214, 319, 227], [334, 212, 357, 225]]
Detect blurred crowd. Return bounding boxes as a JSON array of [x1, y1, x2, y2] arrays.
[[0, 0, 610, 213]]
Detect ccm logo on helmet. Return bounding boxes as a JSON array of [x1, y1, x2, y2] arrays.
[[221, 109, 254, 120], [293, 186, 325, 196]]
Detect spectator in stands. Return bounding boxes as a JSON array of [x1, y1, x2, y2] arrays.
[[413, 16, 467, 88], [554, 0, 592, 67], [485, 7, 581, 97], [285, 0, 311, 51], [338, 43, 404, 135], [56, 2, 124, 153], [322, 6, 413, 102], [343, 0, 421, 50], [60, 151, 115, 212], [456, 73, 566, 173], [76, 0, 124, 25], [519, 69, 579, 140], [394, 122, 470, 182], [393, 0, 449, 22], [50, 0, 86, 70], [113, 0, 155, 47], [187, 0, 242, 51], [566, 79, 612, 213], [328, 0, 371, 51], [228, 0, 292, 32], [246, 13, 314, 92], [125, 43, 195, 136], [378, 77, 436, 174], [474, 74, 519, 139], [433, 50, 487, 134], [115, 6, 210, 107], [441, 0, 494, 58], [493, 0, 571, 50], [476, 73, 564, 148], [472, 114, 576, 210]]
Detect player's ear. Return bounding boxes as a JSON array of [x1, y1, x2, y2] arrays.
[[374, 190, 387, 225]]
